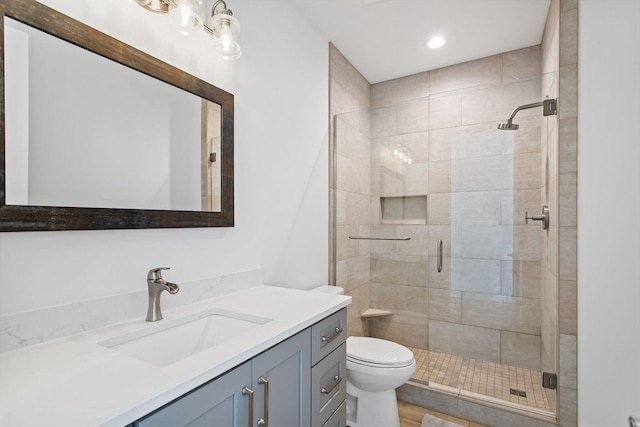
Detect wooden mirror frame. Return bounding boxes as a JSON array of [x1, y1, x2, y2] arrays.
[[0, 0, 234, 231]]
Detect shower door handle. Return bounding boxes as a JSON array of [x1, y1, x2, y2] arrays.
[[437, 240, 443, 273]]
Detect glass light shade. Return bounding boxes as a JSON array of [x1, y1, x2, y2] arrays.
[[169, 0, 202, 36], [210, 13, 241, 60]]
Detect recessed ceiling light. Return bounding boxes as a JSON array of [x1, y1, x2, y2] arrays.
[[427, 36, 446, 49]]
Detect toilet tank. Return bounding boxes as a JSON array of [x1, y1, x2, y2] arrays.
[[311, 285, 345, 295]]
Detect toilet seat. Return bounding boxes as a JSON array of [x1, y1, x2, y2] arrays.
[[346, 336, 414, 368]]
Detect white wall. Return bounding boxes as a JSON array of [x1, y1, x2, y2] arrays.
[[0, 0, 329, 315], [578, 0, 640, 425]]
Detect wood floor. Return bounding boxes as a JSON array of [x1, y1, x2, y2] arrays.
[[398, 400, 490, 427]]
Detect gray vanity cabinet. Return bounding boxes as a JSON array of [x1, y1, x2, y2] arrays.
[[133, 329, 311, 427], [134, 361, 251, 427], [251, 328, 311, 426], [131, 309, 347, 427]]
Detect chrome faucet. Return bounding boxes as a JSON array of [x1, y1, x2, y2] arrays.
[[146, 267, 179, 322]]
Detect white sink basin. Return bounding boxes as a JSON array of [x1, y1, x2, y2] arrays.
[[99, 309, 272, 367]]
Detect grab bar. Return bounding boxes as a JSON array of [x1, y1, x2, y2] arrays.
[[437, 240, 443, 273], [348, 236, 411, 241]]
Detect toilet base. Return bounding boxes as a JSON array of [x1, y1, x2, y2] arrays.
[[346, 380, 400, 427]]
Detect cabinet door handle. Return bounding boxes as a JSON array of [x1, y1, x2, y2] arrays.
[[321, 327, 343, 343], [321, 375, 342, 395], [257, 376, 269, 427], [241, 387, 254, 427]]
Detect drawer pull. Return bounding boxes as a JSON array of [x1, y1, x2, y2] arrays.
[[321, 327, 343, 343], [241, 387, 254, 427], [257, 376, 269, 426], [321, 375, 342, 395]]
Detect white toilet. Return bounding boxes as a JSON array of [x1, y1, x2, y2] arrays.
[[345, 336, 416, 427], [309, 286, 416, 427]]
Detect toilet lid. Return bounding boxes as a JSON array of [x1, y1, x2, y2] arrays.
[[347, 336, 414, 367]]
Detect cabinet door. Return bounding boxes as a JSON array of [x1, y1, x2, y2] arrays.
[[135, 361, 251, 427], [252, 328, 311, 427]]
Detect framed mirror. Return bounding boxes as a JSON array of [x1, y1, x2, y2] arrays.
[[0, 0, 234, 231]]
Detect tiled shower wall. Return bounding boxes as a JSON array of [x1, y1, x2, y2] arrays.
[[367, 47, 545, 371], [329, 2, 578, 420], [329, 44, 372, 337]]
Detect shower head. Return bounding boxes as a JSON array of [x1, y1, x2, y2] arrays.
[[497, 120, 519, 130], [497, 98, 557, 131]]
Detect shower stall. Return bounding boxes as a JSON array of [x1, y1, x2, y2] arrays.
[[330, 68, 559, 419]]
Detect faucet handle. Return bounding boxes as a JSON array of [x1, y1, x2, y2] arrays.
[[147, 267, 170, 281]]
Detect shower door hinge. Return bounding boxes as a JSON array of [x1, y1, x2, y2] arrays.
[[542, 99, 558, 116], [542, 372, 557, 390]]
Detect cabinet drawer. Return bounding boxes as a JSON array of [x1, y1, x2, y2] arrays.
[[311, 308, 346, 366], [311, 342, 346, 427], [322, 400, 347, 427]]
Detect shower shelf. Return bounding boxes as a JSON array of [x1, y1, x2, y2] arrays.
[[360, 308, 394, 318]]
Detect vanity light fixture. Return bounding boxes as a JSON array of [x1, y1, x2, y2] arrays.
[[132, 0, 241, 60]]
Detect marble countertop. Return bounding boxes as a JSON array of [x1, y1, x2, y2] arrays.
[[0, 285, 351, 426]]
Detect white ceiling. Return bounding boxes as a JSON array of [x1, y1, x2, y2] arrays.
[[291, 0, 551, 84]]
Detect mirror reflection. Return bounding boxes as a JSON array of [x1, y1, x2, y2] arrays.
[[4, 17, 222, 212]]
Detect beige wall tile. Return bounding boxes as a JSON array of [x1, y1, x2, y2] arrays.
[[330, 78, 359, 116], [458, 225, 510, 260], [395, 225, 429, 256], [451, 155, 513, 192], [428, 289, 462, 323], [559, 279, 577, 335], [503, 46, 542, 83], [461, 85, 506, 126], [397, 99, 430, 134], [559, 64, 577, 119], [399, 163, 430, 196], [500, 331, 541, 370], [370, 282, 397, 312], [428, 94, 462, 130], [501, 189, 542, 225], [329, 44, 349, 87], [559, 386, 577, 427], [501, 260, 541, 298], [450, 257, 502, 294], [336, 225, 360, 261], [371, 71, 430, 108], [428, 193, 451, 225], [388, 132, 430, 164], [429, 320, 501, 363], [559, 334, 577, 389], [512, 225, 543, 261], [397, 285, 429, 315], [336, 254, 370, 292], [559, 118, 577, 173], [462, 292, 541, 335], [559, 226, 577, 281], [370, 254, 428, 287], [370, 316, 428, 348], [428, 160, 451, 194], [451, 191, 502, 225], [371, 105, 397, 138], [430, 55, 503, 95], [515, 152, 542, 190], [560, 0, 577, 11], [559, 8, 578, 66], [559, 172, 577, 226]]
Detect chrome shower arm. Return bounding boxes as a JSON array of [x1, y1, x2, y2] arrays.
[[506, 101, 544, 121]]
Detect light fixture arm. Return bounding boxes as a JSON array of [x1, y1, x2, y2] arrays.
[[212, 0, 233, 16]]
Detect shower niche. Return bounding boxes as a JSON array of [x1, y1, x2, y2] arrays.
[[380, 196, 427, 225]]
